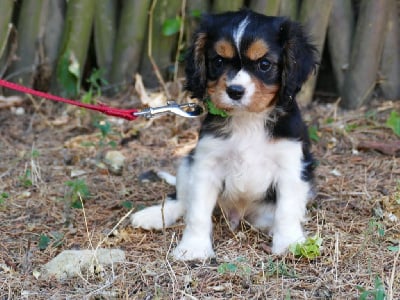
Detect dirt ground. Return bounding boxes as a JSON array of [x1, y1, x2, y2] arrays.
[[0, 94, 399, 299]]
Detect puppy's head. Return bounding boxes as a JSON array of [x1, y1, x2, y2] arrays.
[[185, 10, 318, 114]]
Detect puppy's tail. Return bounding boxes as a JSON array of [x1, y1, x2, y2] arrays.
[[130, 191, 184, 230]]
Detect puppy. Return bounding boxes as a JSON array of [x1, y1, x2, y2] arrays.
[[131, 10, 318, 260]]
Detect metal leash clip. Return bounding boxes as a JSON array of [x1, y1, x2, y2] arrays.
[[133, 100, 204, 119]]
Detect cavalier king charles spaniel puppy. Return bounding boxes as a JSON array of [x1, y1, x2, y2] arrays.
[[131, 10, 318, 260]]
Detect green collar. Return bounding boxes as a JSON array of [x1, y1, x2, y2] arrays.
[[204, 98, 229, 118]]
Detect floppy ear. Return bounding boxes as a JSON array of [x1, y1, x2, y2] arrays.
[[279, 19, 318, 101], [185, 30, 208, 100]]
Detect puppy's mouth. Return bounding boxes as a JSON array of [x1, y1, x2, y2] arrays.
[[207, 71, 279, 114]]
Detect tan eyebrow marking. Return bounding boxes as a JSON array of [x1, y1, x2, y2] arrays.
[[246, 39, 269, 61], [215, 39, 235, 59]]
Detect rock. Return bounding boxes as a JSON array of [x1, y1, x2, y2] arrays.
[[42, 248, 126, 280], [104, 150, 126, 175]]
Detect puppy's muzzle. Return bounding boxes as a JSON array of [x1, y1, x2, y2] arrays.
[[226, 84, 245, 100]]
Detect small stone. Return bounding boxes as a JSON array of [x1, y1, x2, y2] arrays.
[[104, 151, 126, 175], [42, 249, 126, 280]]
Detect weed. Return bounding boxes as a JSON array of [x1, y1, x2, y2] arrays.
[[289, 235, 323, 259], [93, 120, 118, 148], [38, 231, 64, 250], [367, 218, 385, 238], [82, 68, 108, 105], [357, 275, 386, 300], [57, 50, 80, 98], [0, 192, 9, 205], [263, 258, 297, 278], [38, 234, 51, 250], [386, 110, 400, 137], [308, 125, 320, 142], [218, 257, 252, 278], [162, 16, 182, 36], [64, 179, 90, 209], [19, 169, 33, 188]]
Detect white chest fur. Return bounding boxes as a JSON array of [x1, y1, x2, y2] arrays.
[[194, 114, 304, 205]]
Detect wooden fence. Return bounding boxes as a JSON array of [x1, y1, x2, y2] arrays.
[[0, 0, 399, 108]]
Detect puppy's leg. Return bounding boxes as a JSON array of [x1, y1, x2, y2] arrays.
[[172, 162, 220, 261], [130, 158, 191, 230], [271, 175, 309, 254]]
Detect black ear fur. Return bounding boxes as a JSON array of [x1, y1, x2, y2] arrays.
[[185, 29, 208, 100], [279, 19, 318, 101]]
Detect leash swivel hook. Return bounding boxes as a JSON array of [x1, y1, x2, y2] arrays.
[[133, 101, 204, 119]]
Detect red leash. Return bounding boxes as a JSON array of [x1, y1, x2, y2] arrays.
[[0, 79, 139, 120], [0, 79, 204, 119]]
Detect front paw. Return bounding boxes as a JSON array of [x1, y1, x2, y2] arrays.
[[130, 206, 164, 230], [172, 237, 215, 261], [272, 233, 305, 255]]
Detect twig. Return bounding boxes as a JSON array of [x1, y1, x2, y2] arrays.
[[387, 245, 400, 300], [95, 208, 135, 251]]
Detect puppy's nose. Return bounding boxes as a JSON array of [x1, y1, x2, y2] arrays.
[[226, 85, 245, 100]]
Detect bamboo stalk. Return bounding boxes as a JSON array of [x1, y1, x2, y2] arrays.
[[139, 0, 181, 88], [109, 0, 149, 93], [212, 0, 243, 13], [41, 0, 65, 91], [7, 0, 48, 87], [327, 0, 354, 93], [296, 0, 333, 106], [54, 0, 96, 96], [94, 0, 117, 81], [250, 0, 280, 16], [341, 0, 389, 109], [0, 0, 14, 61], [379, 0, 400, 100], [279, 0, 298, 20]]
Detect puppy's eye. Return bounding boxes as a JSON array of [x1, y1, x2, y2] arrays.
[[258, 59, 272, 72], [213, 56, 224, 69]]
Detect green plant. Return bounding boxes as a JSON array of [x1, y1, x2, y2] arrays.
[[65, 179, 90, 208], [0, 192, 9, 205], [289, 235, 323, 259], [367, 218, 385, 238], [57, 50, 81, 98], [218, 257, 252, 277], [38, 231, 64, 250], [82, 68, 108, 105], [19, 169, 33, 188], [94, 120, 117, 148], [386, 110, 400, 137], [357, 275, 386, 300], [263, 258, 297, 278], [162, 16, 182, 36], [308, 125, 320, 142]]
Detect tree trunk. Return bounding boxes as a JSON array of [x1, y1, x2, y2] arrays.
[[94, 0, 117, 81], [109, 0, 149, 93], [327, 0, 354, 93], [379, 0, 400, 100], [341, 0, 389, 109], [54, 0, 96, 97], [296, 0, 333, 106], [250, 0, 280, 16], [7, 0, 48, 87], [212, 0, 243, 13], [279, 0, 298, 20], [0, 0, 14, 61]]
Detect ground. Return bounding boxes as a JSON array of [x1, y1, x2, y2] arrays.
[[0, 94, 399, 299]]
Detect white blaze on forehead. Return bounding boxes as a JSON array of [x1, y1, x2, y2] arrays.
[[230, 69, 252, 86], [233, 16, 250, 51]]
